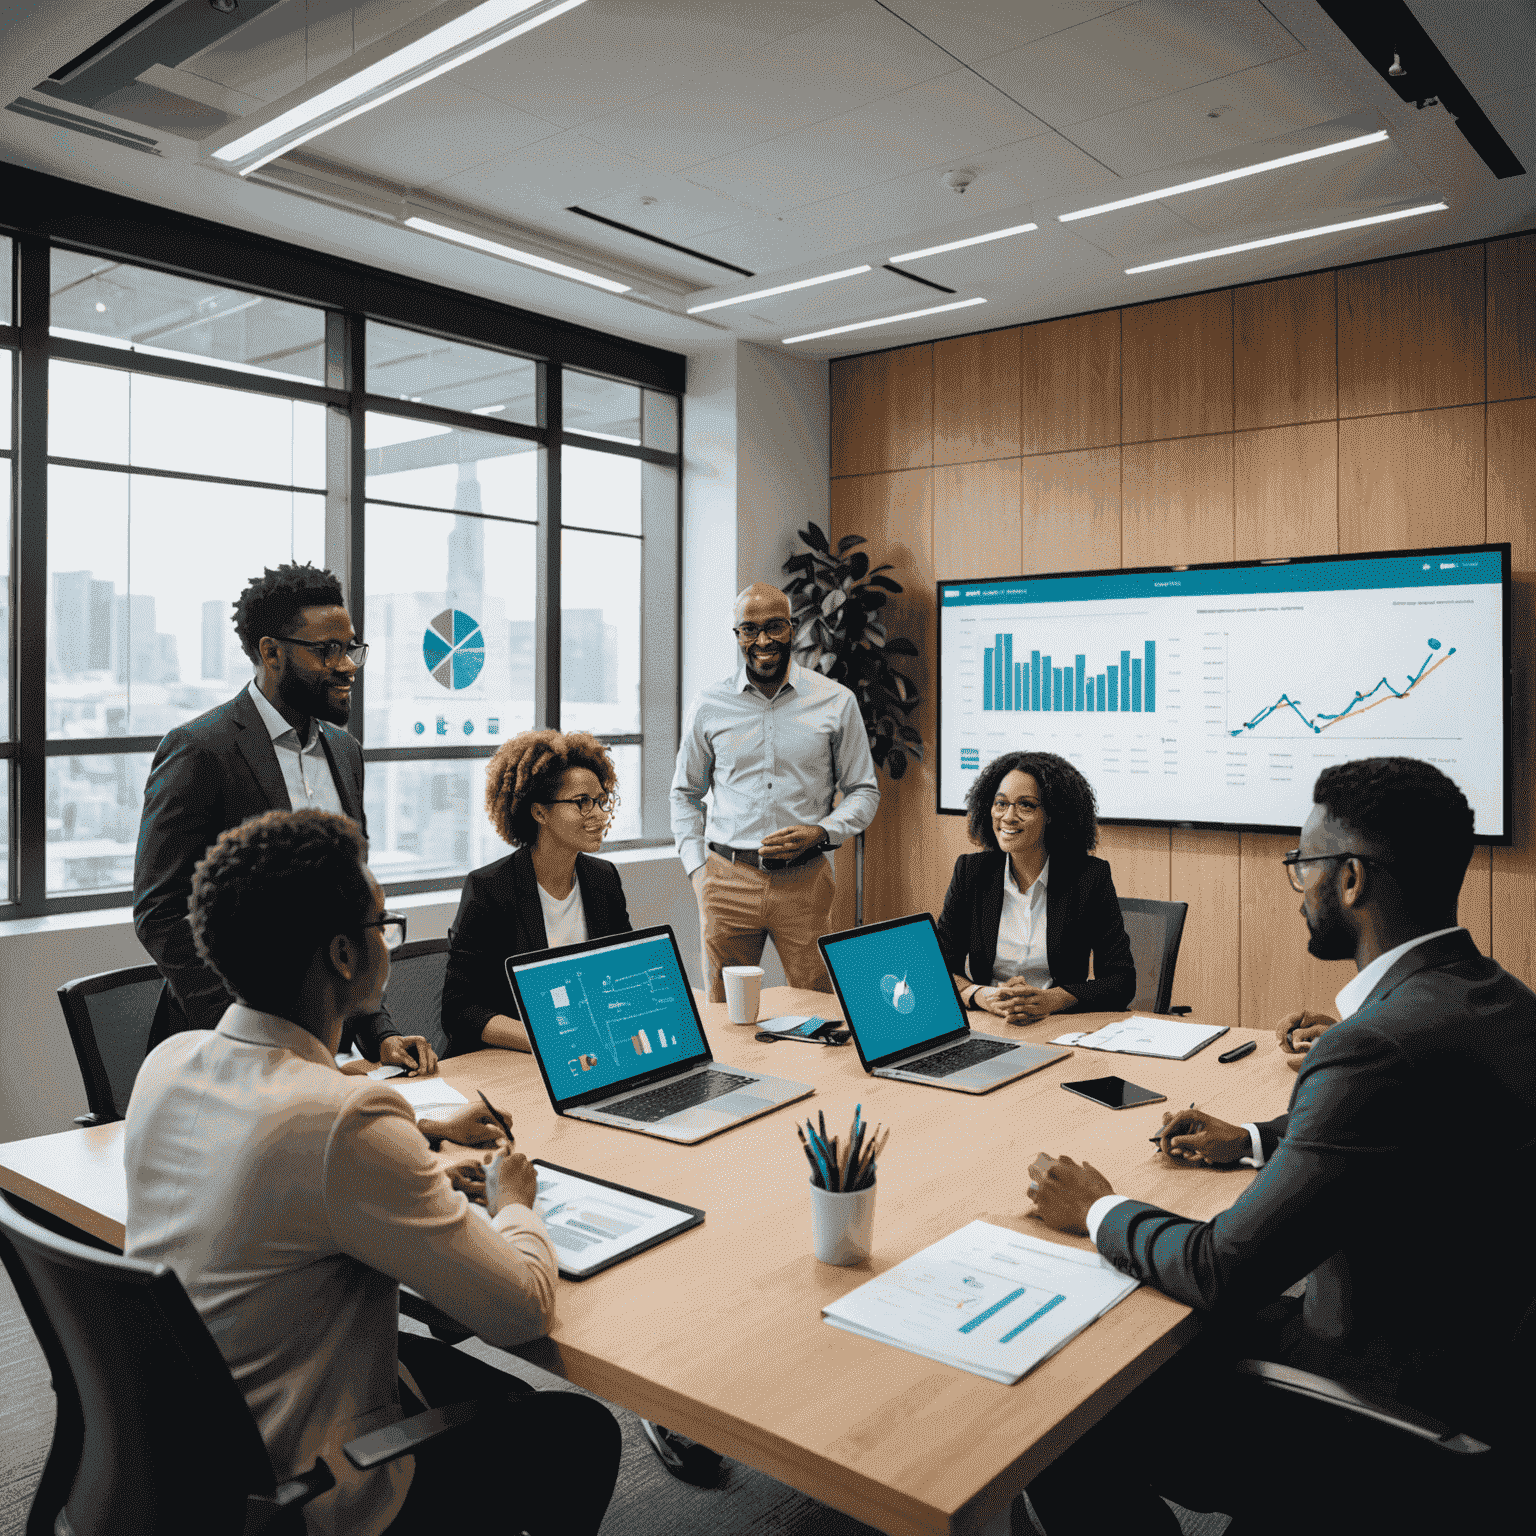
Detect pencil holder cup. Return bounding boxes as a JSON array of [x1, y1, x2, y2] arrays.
[[809, 1178, 876, 1266]]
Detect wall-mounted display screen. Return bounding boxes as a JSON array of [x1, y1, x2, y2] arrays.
[[936, 545, 1511, 842]]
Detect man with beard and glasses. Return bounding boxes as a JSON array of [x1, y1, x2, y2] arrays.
[[1014, 757, 1536, 1535], [133, 563, 433, 1073], [671, 581, 880, 1003]]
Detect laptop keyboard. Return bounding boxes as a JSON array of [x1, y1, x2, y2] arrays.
[[611, 1069, 756, 1123], [907, 1037, 1018, 1078]]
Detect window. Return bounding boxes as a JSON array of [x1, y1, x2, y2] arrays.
[[0, 235, 681, 916]]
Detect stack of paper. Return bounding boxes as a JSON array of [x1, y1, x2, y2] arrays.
[[370, 1071, 469, 1120], [822, 1221, 1139, 1384], [1052, 1015, 1227, 1060]]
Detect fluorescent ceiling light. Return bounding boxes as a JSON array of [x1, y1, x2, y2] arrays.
[[1061, 130, 1390, 222], [783, 296, 986, 345], [890, 223, 1038, 263], [212, 0, 587, 176], [405, 217, 631, 293], [1124, 202, 1448, 274], [687, 265, 872, 314]]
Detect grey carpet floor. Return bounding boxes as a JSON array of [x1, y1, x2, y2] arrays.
[[0, 1265, 1225, 1535]]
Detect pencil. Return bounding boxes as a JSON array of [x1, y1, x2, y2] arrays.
[[851, 1125, 880, 1190], [795, 1124, 824, 1188], [828, 1136, 839, 1191], [476, 1090, 515, 1146]]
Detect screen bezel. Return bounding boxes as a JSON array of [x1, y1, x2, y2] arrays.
[[935, 541, 1513, 844], [817, 911, 973, 1073], [504, 925, 713, 1112]]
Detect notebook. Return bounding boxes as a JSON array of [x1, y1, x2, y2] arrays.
[[1051, 1015, 1227, 1061]]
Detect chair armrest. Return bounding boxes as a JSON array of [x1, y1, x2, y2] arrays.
[[400, 1285, 472, 1344], [243, 1459, 335, 1534], [1235, 1359, 1490, 1454], [344, 1399, 487, 1471]]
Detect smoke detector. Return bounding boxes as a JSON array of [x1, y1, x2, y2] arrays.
[[941, 169, 975, 194]]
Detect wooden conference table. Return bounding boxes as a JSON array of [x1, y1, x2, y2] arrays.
[[0, 990, 1299, 1536]]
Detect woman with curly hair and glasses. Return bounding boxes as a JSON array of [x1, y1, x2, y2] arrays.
[[441, 730, 631, 1054], [936, 750, 1134, 1023]]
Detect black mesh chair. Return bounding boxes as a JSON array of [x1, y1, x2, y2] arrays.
[[56, 964, 166, 1127], [384, 938, 451, 1062], [1117, 898, 1190, 1015]]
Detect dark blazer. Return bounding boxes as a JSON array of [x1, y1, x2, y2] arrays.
[[441, 847, 633, 1056], [1097, 930, 1536, 1421], [132, 688, 396, 1052], [936, 850, 1136, 1012]]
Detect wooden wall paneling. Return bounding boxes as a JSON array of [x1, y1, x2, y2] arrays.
[[1239, 832, 1348, 1032], [932, 460, 1021, 580], [1337, 406, 1485, 553], [1170, 830, 1240, 1025], [1233, 422, 1338, 561], [1121, 435, 1235, 569], [1020, 447, 1122, 574], [1234, 270, 1337, 430], [1096, 825, 1171, 901], [1488, 397, 1536, 985], [1458, 847, 1492, 957], [1121, 291, 1233, 443], [1487, 233, 1536, 403], [1338, 246, 1485, 418], [934, 328, 1021, 466], [830, 346, 933, 478], [1020, 309, 1121, 455]]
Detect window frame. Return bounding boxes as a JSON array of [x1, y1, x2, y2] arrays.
[[0, 186, 684, 917]]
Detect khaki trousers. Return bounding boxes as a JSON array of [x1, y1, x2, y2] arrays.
[[693, 850, 836, 1003]]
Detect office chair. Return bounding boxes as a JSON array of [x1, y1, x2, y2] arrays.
[[0, 1192, 524, 1536], [1117, 898, 1189, 1015], [384, 937, 451, 1062], [56, 963, 166, 1126]]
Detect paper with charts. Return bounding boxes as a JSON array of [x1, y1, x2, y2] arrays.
[[822, 1220, 1138, 1384], [1051, 1015, 1226, 1060]]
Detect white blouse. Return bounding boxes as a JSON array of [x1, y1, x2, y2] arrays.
[[990, 856, 1053, 988], [537, 879, 589, 950]]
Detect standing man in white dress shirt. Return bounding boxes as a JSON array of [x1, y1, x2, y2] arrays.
[[133, 562, 432, 1072], [671, 582, 881, 1001]]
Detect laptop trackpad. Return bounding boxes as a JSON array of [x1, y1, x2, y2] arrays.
[[666, 1093, 773, 1127]]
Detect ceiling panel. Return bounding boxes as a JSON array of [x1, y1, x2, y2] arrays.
[[888, 219, 1103, 291], [1415, 0, 1536, 103], [878, 0, 1128, 65]]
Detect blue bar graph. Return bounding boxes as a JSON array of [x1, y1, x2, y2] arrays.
[[1031, 652, 1041, 710], [1004, 634, 1013, 709], [1131, 658, 1142, 711], [1143, 640, 1156, 712], [983, 649, 993, 709], [1107, 665, 1118, 710], [1014, 661, 1023, 711], [1075, 655, 1086, 710], [978, 639, 1158, 714]]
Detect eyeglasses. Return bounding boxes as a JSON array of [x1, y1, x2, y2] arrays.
[[1281, 850, 1390, 893], [545, 794, 619, 818], [733, 619, 793, 642], [359, 912, 407, 950], [277, 636, 370, 667], [992, 798, 1042, 819]]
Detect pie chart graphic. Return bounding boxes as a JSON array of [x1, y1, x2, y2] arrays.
[[880, 973, 916, 1014], [423, 608, 485, 690]]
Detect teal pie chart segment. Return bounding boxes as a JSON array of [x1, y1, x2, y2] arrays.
[[424, 608, 486, 690], [880, 973, 916, 1014]]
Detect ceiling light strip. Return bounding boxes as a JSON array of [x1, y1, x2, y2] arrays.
[[890, 222, 1038, 264], [405, 216, 630, 293], [783, 297, 986, 345], [1061, 130, 1390, 223], [687, 265, 872, 314], [1124, 202, 1448, 274], [213, 0, 587, 176]]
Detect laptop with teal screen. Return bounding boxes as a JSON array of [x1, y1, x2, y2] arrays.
[[505, 926, 813, 1143], [818, 914, 1071, 1093]]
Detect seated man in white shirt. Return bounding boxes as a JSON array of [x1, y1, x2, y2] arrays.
[[123, 807, 621, 1536]]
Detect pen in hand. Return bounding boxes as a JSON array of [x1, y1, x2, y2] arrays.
[[1149, 1103, 1198, 1146], [476, 1089, 516, 1149]]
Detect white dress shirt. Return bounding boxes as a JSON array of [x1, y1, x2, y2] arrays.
[[246, 680, 346, 816], [537, 879, 589, 949], [1084, 926, 1470, 1244], [990, 856, 1053, 988], [669, 659, 880, 877]]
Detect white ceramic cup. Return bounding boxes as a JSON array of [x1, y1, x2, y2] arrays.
[[809, 1178, 876, 1266], [722, 965, 765, 1024]]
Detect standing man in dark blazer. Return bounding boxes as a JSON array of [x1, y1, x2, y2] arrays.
[[1021, 757, 1536, 1534], [133, 563, 430, 1070]]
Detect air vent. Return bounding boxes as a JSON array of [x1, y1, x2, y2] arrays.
[[566, 207, 754, 277], [7, 98, 161, 155]]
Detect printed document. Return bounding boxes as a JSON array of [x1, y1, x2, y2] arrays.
[[822, 1221, 1139, 1384], [370, 1071, 470, 1119], [1052, 1015, 1227, 1060]]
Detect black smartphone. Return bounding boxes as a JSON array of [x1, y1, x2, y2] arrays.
[[1062, 1075, 1167, 1110]]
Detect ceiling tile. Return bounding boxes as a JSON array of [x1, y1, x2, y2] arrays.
[[1415, 0, 1536, 104], [975, 0, 1303, 130], [875, 0, 1127, 65], [436, 129, 666, 210], [181, 0, 313, 103], [1055, 200, 1202, 260], [581, 177, 767, 242]]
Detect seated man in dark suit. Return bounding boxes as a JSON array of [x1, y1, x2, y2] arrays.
[[1021, 757, 1536, 1534], [133, 562, 431, 1072]]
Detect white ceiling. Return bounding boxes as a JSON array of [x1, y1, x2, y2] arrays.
[[1, 0, 1532, 362]]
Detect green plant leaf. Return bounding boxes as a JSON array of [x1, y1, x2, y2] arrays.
[[836, 533, 868, 553], [821, 589, 846, 616], [867, 574, 903, 593], [888, 749, 908, 780], [800, 521, 830, 554], [885, 636, 918, 656], [846, 551, 869, 580]]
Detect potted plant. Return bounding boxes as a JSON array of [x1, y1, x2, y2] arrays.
[[782, 521, 922, 924]]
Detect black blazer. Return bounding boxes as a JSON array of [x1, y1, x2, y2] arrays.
[[935, 850, 1136, 1012], [1097, 931, 1536, 1422], [132, 688, 394, 1051], [441, 847, 633, 1056]]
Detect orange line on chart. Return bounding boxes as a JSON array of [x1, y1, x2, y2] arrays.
[[1316, 652, 1451, 732]]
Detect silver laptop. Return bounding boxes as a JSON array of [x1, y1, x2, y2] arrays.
[[818, 913, 1071, 1093], [505, 926, 813, 1143]]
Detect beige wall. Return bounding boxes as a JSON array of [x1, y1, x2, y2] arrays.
[[828, 233, 1535, 1031]]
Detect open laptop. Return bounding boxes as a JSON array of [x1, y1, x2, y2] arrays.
[[505, 926, 813, 1143], [818, 913, 1072, 1093]]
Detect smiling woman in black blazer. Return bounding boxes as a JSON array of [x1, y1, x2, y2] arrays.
[[442, 730, 631, 1055], [936, 750, 1134, 1023]]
